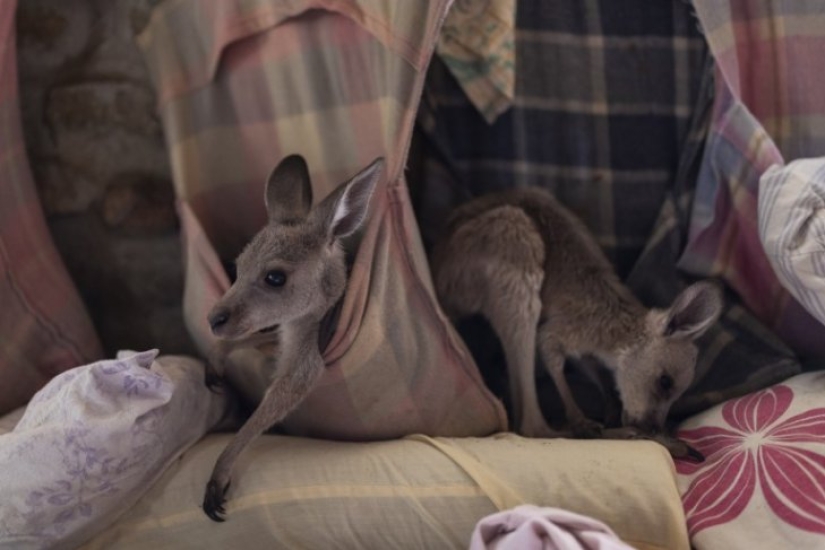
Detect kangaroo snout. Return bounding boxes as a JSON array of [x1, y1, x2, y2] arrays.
[[208, 307, 231, 335]]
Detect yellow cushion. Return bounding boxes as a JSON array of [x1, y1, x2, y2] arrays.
[[81, 433, 688, 550]]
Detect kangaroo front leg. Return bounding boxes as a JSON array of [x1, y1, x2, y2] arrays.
[[538, 337, 602, 438], [202, 355, 324, 521], [602, 427, 705, 462], [204, 339, 233, 391]]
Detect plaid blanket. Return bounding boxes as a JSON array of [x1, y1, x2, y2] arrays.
[[680, 0, 825, 362], [0, 0, 102, 415], [416, 0, 801, 422]]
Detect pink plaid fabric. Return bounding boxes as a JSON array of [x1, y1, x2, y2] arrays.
[[679, 0, 825, 359], [138, 0, 507, 439], [0, 0, 102, 414]]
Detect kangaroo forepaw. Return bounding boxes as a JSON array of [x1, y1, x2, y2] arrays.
[[203, 478, 231, 522], [569, 418, 604, 439], [665, 437, 705, 462], [518, 419, 561, 439], [204, 366, 226, 394], [686, 444, 705, 462], [610, 428, 706, 463]]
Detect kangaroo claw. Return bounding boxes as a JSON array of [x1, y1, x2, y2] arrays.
[[203, 479, 230, 522], [600, 427, 705, 462], [653, 435, 705, 463], [569, 418, 604, 439], [686, 444, 705, 462]]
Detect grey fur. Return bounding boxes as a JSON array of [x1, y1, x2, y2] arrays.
[[202, 155, 384, 521], [431, 187, 723, 439]]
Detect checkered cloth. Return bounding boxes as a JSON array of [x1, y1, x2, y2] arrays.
[[415, 0, 802, 422], [137, 0, 507, 439], [0, 0, 102, 415], [680, 0, 825, 361], [436, 0, 516, 124]]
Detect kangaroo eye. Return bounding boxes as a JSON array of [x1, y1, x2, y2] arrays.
[[264, 270, 287, 287], [658, 374, 674, 393]]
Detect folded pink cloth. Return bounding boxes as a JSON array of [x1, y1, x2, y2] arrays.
[[469, 505, 636, 550]]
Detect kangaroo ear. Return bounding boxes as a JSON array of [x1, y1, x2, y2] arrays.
[[265, 155, 313, 223], [320, 158, 384, 240], [662, 281, 723, 340]]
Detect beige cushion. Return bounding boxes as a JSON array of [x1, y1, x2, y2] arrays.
[[80, 433, 689, 550]]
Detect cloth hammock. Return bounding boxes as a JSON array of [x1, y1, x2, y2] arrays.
[[137, 0, 507, 439]]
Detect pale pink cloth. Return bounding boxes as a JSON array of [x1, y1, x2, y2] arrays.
[[469, 505, 636, 550]]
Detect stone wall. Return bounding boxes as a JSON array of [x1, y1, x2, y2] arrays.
[[16, 0, 196, 356]]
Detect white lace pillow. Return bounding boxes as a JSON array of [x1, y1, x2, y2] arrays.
[[0, 350, 228, 549], [759, 157, 825, 327]]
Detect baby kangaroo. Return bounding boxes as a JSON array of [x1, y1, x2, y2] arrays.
[[431, 187, 722, 440], [203, 155, 384, 521]]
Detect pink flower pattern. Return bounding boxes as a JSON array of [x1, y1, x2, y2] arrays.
[[676, 384, 825, 536]]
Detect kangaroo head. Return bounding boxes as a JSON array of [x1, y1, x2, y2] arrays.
[[614, 281, 723, 433], [207, 155, 384, 340]]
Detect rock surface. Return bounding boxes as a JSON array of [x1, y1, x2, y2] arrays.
[[16, 0, 195, 356]]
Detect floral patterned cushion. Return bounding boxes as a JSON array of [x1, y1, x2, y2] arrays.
[[676, 371, 825, 549], [0, 351, 227, 549]]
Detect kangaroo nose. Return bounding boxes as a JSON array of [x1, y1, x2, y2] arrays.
[[208, 309, 230, 333]]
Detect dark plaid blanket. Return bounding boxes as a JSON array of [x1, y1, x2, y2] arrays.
[[412, 0, 800, 425]]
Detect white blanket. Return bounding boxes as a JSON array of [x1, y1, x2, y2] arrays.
[[0, 350, 228, 549], [470, 505, 636, 550], [759, 157, 825, 327]]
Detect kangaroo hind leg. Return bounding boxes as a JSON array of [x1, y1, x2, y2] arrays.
[[460, 206, 553, 436]]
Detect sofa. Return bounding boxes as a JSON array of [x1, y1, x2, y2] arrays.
[[3, 1, 825, 549]]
